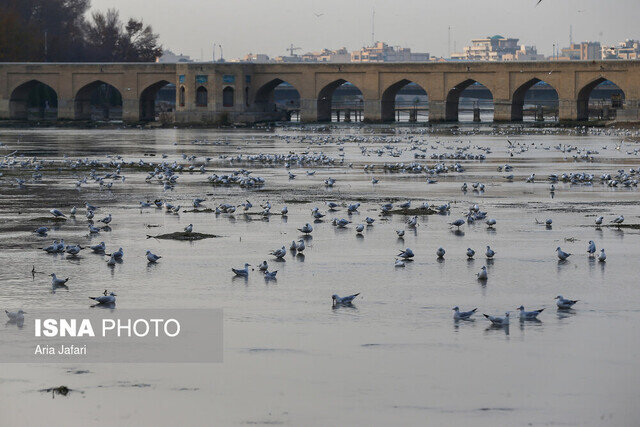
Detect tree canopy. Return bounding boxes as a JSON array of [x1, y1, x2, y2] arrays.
[[0, 0, 162, 62]]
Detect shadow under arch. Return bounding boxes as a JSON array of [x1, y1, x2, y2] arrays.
[[317, 79, 363, 122], [512, 78, 559, 122], [254, 79, 301, 121], [10, 80, 58, 120], [140, 80, 172, 121], [577, 77, 625, 121], [445, 79, 494, 122], [74, 80, 123, 121], [381, 79, 428, 122]]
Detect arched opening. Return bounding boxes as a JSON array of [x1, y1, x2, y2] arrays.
[[512, 79, 559, 122], [196, 86, 208, 107], [381, 80, 428, 122], [179, 86, 185, 107], [223, 86, 235, 107], [445, 79, 494, 122], [74, 81, 122, 121], [139, 80, 173, 121], [577, 78, 625, 121], [255, 79, 301, 122], [317, 80, 364, 122], [9, 80, 58, 121]]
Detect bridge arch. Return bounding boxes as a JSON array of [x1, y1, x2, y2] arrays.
[[577, 77, 626, 121], [445, 79, 494, 122], [139, 80, 172, 121], [9, 80, 58, 120], [512, 78, 559, 122], [317, 79, 364, 122], [381, 79, 428, 122], [254, 78, 301, 121], [74, 80, 123, 121]]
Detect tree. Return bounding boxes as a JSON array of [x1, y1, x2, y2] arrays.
[[0, 1, 162, 62], [86, 9, 162, 62]]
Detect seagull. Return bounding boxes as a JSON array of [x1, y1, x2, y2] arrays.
[[396, 229, 405, 237], [598, 248, 607, 262], [355, 224, 365, 233], [555, 295, 578, 309], [298, 223, 313, 234], [88, 224, 101, 234], [556, 247, 572, 260], [281, 206, 288, 215], [106, 253, 117, 266], [264, 270, 278, 280], [99, 214, 112, 225], [466, 248, 476, 259], [595, 216, 603, 226], [49, 208, 66, 218], [86, 210, 95, 220], [258, 260, 269, 272], [611, 215, 624, 226], [365, 217, 375, 225], [5, 309, 26, 323], [90, 291, 116, 305], [406, 216, 418, 228], [484, 312, 510, 326], [485, 246, 496, 259], [436, 247, 446, 259], [270, 246, 287, 259], [289, 240, 297, 251], [85, 202, 98, 211], [450, 219, 465, 229], [184, 224, 193, 234], [65, 244, 83, 256], [394, 259, 406, 267], [453, 306, 477, 320], [43, 240, 59, 253], [232, 263, 251, 277], [477, 266, 488, 280], [107, 248, 122, 261], [34, 226, 49, 236], [517, 305, 544, 320], [587, 240, 596, 256], [486, 219, 497, 228], [90, 242, 106, 253], [332, 293, 360, 306], [50, 273, 69, 287], [334, 218, 351, 228], [70, 206, 77, 216], [397, 248, 414, 259], [146, 250, 161, 263]]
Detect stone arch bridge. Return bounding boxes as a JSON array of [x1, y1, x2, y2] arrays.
[[1, 61, 638, 123]]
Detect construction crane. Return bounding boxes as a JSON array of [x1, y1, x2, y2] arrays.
[[287, 44, 301, 56]]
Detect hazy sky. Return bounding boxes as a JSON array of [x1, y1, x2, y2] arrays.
[[91, 0, 640, 60]]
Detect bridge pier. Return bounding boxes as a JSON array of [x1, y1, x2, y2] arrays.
[[427, 100, 446, 122], [493, 99, 512, 122]]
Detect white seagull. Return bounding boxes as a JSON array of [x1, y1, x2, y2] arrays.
[[453, 306, 477, 320], [232, 263, 251, 277], [90, 291, 116, 305], [5, 309, 26, 323], [556, 247, 572, 260], [332, 293, 360, 306], [587, 240, 596, 256], [598, 248, 607, 262], [50, 273, 69, 287], [555, 295, 578, 309], [485, 246, 496, 259], [146, 250, 161, 263], [517, 305, 544, 320], [436, 247, 446, 259], [484, 312, 510, 326], [477, 266, 488, 280]]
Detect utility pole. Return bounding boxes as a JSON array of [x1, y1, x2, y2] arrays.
[[569, 25, 573, 45], [212, 43, 216, 62], [371, 9, 375, 45], [448, 26, 451, 58], [44, 30, 48, 61]]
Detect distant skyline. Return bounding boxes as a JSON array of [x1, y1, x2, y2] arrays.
[[91, 0, 640, 60]]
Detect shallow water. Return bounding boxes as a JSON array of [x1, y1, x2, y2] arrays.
[[1, 125, 639, 426]]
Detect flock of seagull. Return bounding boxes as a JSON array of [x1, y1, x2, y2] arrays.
[[3, 127, 638, 332]]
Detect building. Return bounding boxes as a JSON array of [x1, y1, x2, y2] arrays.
[[602, 39, 640, 60], [350, 42, 430, 62], [502, 45, 545, 61], [155, 50, 192, 63], [300, 48, 351, 63], [451, 35, 521, 61], [558, 42, 601, 60], [232, 53, 272, 63]]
